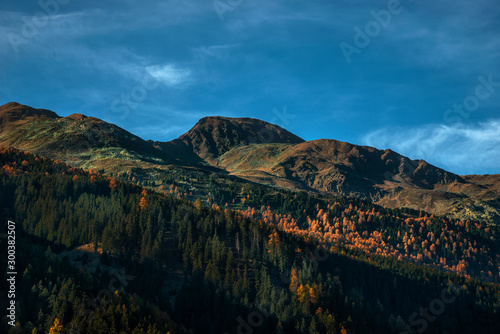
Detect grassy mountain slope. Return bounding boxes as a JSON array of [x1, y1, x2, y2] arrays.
[[0, 102, 175, 167], [0, 102, 499, 224], [216, 140, 499, 223]]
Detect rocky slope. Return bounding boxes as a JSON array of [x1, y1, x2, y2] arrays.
[[154, 116, 304, 165]]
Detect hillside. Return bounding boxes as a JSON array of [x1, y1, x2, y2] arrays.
[[0, 102, 499, 224], [215, 140, 500, 222], [153, 116, 305, 165], [1, 147, 500, 334], [216, 139, 462, 191], [0, 102, 181, 170]]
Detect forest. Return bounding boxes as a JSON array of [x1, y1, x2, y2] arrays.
[[1, 147, 499, 333]]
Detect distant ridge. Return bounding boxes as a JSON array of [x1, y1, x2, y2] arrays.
[[0, 102, 499, 223]]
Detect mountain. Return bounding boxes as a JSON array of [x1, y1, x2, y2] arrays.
[[0, 102, 499, 223], [216, 139, 462, 191], [153, 116, 304, 165], [0, 102, 180, 170], [214, 138, 500, 221], [0, 101, 59, 123]]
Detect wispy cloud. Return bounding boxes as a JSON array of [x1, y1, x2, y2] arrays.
[[146, 64, 191, 87], [362, 120, 500, 175]]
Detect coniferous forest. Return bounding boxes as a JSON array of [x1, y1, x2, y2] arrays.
[[1, 147, 500, 333]]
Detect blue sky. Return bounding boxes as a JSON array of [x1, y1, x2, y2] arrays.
[[1, 0, 499, 175]]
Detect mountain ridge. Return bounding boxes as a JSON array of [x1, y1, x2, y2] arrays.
[[0, 102, 59, 124], [0, 102, 498, 223], [164, 115, 305, 164], [0, 101, 171, 165]]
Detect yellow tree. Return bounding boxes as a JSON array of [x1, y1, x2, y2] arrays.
[[268, 231, 280, 254], [139, 197, 148, 210], [194, 198, 203, 210], [296, 284, 305, 297], [297, 284, 309, 303], [49, 318, 64, 334], [289, 268, 299, 293], [309, 286, 317, 304]]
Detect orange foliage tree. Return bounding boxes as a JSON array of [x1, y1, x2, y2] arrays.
[[109, 178, 118, 190], [139, 197, 148, 210], [49, 318, 64, 334], [289, 268, 299, 293]]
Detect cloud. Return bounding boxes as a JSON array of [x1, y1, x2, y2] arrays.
[[146, 64, 191, 87], [362, 119, 500, 175]]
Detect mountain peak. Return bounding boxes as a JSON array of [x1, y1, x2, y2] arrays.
[[0, 102, 60, 123], [66, 113, 89, 121], [174, 115, 305, 163], [1, 102, 22, 108], [197, 115, 266, 123]]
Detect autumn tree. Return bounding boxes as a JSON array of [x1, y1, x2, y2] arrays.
[[290, 268, 299, 293], [109, 177, 118, 190], [139, 196, 148, 210], [194, 198, 203, 210], [309, 286, 317, 304], [49, 318, 64, 334]]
